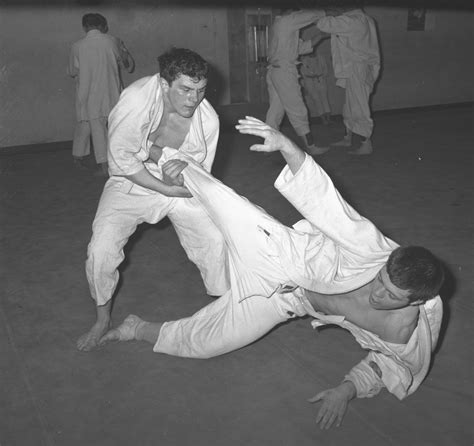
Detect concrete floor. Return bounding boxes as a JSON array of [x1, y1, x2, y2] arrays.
[[0, 105, 472, 446]]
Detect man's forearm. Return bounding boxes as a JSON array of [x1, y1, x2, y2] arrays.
[[280, 140, 306, 175]]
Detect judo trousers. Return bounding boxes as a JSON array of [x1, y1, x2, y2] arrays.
[[341, 64, 375, 139], [72, 117, 108, 164], [86, 176, 229, 306], [154, 156, 309, 359], [266, 66, 310, 137]]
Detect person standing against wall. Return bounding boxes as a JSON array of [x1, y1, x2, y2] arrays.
[[265, 7, 328, 155], [68, 13, 134, 176], [316, 3, 380, 155], [300, 47, 332, 126]]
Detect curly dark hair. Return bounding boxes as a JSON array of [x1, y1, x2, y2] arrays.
[[386, 246, 445, 303], [82, 13, 107, 31], [158, 48, 208, 85]]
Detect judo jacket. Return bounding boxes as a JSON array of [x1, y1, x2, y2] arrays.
[[107, 74, 219, 178], [317, 9, 380, 88], [271, 154, 443, 399]]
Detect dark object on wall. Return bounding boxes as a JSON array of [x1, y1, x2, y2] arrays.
[[407, 8, 426, 31]]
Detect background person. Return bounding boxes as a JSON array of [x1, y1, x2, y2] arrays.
[[316, 3, 380, 155], [265, 8, 328, 155], [68, 13, 134, 176]]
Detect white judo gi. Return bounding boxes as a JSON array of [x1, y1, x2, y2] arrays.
[[300, 52, 331, 117], [68, 29, 128, 163], [154, 152, 443, 401], [86, 75, 229, 306], [265, 10, 325, 136], [317, 9, 380, 138]]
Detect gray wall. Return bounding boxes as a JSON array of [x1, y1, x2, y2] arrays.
[[0, 5, 230, 147], [369, 7, 473, 109], [0, 5, 472, 148]]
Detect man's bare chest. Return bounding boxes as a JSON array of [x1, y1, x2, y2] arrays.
[[305, 288, 418, 344], [149, 117, 191, 150], [305, 289, 409, 342]]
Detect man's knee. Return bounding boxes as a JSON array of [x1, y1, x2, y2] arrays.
[[86, 227, 126, 274]]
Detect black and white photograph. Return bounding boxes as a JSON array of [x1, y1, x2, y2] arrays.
[[0, 0, 472, 445]]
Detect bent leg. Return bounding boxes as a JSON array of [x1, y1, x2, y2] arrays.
[[154, 287, 306, 358], [79, 178, 173, 351], [178, 158, 291, 281], [87, 179, 175, 305]]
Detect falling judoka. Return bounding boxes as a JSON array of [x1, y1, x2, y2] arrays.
[[100, 117, 444, 430]]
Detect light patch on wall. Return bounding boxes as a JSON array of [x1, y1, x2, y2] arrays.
[[425, 11, 436, 31], [407, 8, 426, 31]]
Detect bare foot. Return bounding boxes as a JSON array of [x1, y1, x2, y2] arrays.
[[331, 136, 352, 147], [98, 314, 145, 346], [349, 140, 373, 155], [77, 320, 111, 351]]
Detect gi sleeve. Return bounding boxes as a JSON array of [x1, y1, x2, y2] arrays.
[[275, 154, 397, 255], [67, 44, 79, 77], [290, 10, 326, 29], [317, 15, 362, 35], [107, 78, 156, 176], [345, 351, 412, 400]]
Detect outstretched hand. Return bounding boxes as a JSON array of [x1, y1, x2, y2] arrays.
[[236, 116, 306, 174], [235, 116, 295, 153], [308, 382, 356, 430]]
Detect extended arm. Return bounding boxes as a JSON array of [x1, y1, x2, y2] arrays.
[[317, 14, 359, 36], [290, 9, 326, 29], [307, 354, 386, 430], [235, 116, 305, 174], [237, 116, 397, 257]]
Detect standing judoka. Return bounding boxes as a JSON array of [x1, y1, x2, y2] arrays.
[[99, 117, 444, 430], [316, 4, 380, 155], [266, 8, 328, 155], [77, 48, 229, 351], [68, 13, 134, 175]]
